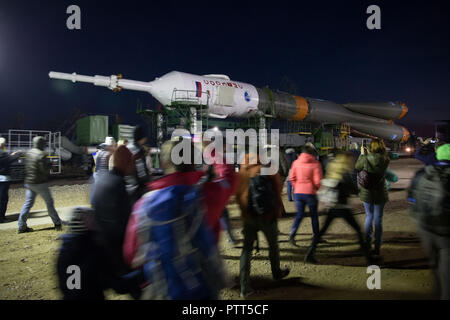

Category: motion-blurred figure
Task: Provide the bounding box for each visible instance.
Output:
[123,139,234,299]
[18,136,62,233]
[415,138,444,166]
[57,207,143,300]
[285,148,298,202]
[0,138,21,223]
[349,142,360,160]
[91,145,135,275]
[409,143,450,299]
[320,148,339,176]
[235,153,289,298]
[355,139,390,256]
[125,126,150,204]
[288,145,323,245]
[221,207,237,245]
[305,152,371,264]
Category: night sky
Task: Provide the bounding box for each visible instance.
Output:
[1,0,449,137]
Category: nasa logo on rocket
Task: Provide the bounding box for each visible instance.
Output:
[244,91,251,102]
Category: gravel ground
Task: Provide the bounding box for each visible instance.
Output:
[0,158,434,300]
[6,182,91,215]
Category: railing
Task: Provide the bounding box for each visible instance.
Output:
[7,130,61,174]
[171,89,210,106]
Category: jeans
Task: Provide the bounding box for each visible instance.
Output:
[0,182,10,222]
[287,181,293,202]
[418,226,450,300]
[240,218,283,294]
[290,194,319,238]
[363,202,385,250]
[18,183,61,230]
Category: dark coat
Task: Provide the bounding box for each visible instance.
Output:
[355,153,390,204]
[24,148,50,184]
[91,169,132,274]
[336,173,359,205]
[0,150,19,177]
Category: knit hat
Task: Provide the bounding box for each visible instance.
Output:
[113,145,135,174]
[33,136,46,150]
[133,125,146,142]
[436,143,450,161]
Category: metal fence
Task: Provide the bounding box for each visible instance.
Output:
[5,130,61,174]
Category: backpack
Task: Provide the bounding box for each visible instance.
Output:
[249,175,276,215]
[409,165,450,236]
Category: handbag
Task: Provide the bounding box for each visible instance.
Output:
[357,156,382,190]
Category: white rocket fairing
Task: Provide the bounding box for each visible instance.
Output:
[48,70,410,142]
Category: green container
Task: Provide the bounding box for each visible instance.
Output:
[77,115,109,145]
[113,124,135,143]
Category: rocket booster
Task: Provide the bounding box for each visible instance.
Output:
[48,70,410,142]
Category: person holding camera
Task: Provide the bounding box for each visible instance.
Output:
[355,139,390,256]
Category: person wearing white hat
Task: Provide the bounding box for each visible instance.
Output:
[93,136,116,181]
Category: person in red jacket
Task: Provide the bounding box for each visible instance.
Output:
[288,145,323,245]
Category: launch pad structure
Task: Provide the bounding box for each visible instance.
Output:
[136,87,352,155]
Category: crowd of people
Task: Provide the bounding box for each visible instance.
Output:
[0,128,449,300]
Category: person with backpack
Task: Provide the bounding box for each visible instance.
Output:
[288,145,323,245]
[305,152,371,264]
[235,153,290,298]
[355,139,390,256]
[408,143,450,299]
[123,139,235,299]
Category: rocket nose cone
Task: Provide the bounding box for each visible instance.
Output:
[147,79,170,105]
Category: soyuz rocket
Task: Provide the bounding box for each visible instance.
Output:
[48,70,410,142]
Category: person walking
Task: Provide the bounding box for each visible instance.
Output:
[0,138,21,223]
[355,139,390,256]
[235,153,290,298]
[57,207,143,300]
[123,139,234,300]
[408,143,450,299]
[288,145,323,245]
[91,145,135,275]
[18,136,62,233]
[304,152,371,264]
